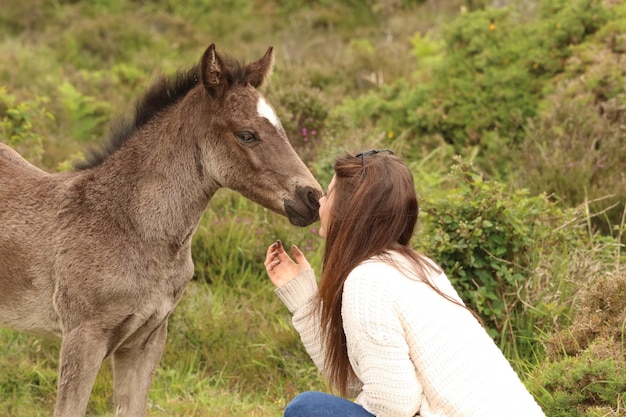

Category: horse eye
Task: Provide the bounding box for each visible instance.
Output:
[236,131,257,143]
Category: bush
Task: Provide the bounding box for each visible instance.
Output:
[0,87,53,165]
[527,352,626,416]
[515,5,626,239]
[0,0,58,35]
[415,158,582,359]
[424,0,606,147]
[518,94,626,239]
[332,0,609,176]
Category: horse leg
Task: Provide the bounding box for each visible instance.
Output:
[112,319,169,417]
[54,326,108,417]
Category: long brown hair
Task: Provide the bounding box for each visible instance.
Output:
[316,151,474,396]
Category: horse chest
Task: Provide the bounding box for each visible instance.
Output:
[140,256,191,306]
[121,267,189,327]
[108,287,183,354]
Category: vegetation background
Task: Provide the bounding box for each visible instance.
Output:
[1,0,625,415]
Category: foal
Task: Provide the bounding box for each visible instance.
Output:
[0,43,322,416]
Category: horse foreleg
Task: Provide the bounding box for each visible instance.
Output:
[112,320,169,417]
[55,327,108,417]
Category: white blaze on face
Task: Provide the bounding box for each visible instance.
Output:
[257,96,280,128]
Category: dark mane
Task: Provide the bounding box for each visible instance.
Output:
[74,53,253,171]
[74,65,200,170]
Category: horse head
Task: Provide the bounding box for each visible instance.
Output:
[196,44,322,227]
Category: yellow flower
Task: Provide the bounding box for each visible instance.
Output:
[489,23,496,31]
[387,131,394,139]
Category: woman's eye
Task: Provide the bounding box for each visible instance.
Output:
[236,132,257,143]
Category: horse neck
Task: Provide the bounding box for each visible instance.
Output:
[93,90,220,243]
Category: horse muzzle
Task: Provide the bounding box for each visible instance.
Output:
[284,185,322,227]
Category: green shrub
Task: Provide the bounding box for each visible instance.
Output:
[0,0,59,35]
[527,352,626,416]
[409,30,444,72]
[422,0,606,147]
[332,0,609,176]
[518,94,626,239]
[415,158,581,359]
[0,87,53,165]
[515,4,626,239]
[57,82,112,142]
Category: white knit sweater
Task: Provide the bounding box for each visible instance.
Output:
[275,252,546,417]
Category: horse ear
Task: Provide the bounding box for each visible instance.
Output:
[200,43,227,98]
[245,46,274,88]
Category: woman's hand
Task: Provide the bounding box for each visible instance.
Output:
[264,240,311,288]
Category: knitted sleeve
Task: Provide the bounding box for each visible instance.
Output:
[274,269,327,376]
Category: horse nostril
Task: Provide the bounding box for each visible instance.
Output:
[307,190,320,208]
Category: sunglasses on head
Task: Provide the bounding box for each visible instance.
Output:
[355,149,394,176]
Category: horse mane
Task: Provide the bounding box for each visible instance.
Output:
[74,53,255,171]
[74,65,200,170]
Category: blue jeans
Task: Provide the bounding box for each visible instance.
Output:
[284,391,376,417]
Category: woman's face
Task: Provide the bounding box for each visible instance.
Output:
[318,175,336,239]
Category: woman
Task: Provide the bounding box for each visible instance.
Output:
[264,150,546,417]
